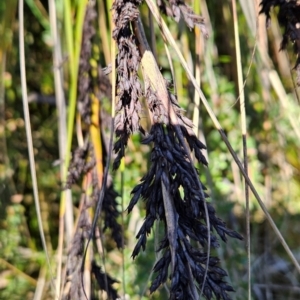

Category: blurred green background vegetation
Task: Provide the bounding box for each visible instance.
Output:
[0,0,300,299]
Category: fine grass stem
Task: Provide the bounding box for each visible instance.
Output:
[231,0,251,298]
[19,0,55,294]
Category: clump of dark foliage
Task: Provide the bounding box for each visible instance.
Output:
[128,122,243,300]
[67,141,95,187]
[62,209,90,300]
[112,0,144,170]
[260,0,300,84]
[111,0,243,299]
[128,74,242,299]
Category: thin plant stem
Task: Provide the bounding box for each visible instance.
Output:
[33,267,47,300]
[120,158,126,298]
[231,0,251,298]
[19,0,55,294]
[192,0,201,136]
[164,42,176,91]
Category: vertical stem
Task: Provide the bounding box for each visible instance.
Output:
[120,158,126,297]
[19,0,54,293]
[232,1,250,298]
[192,0,201,136]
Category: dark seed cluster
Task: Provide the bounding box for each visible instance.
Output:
[112,0,144,170]
[62,209,90,300]
[77,2,97,124]
[66,141,95,188]
[260,0,300,84]
[128,123,243,299]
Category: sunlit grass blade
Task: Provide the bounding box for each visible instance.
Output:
[231,0,251,298]
[192,0,201,137]
[18,0,55,294]
[90,94,103,186]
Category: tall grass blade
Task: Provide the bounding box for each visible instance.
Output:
[18,0,55,294]
[231,0,251,298]
[192,0,201,136]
